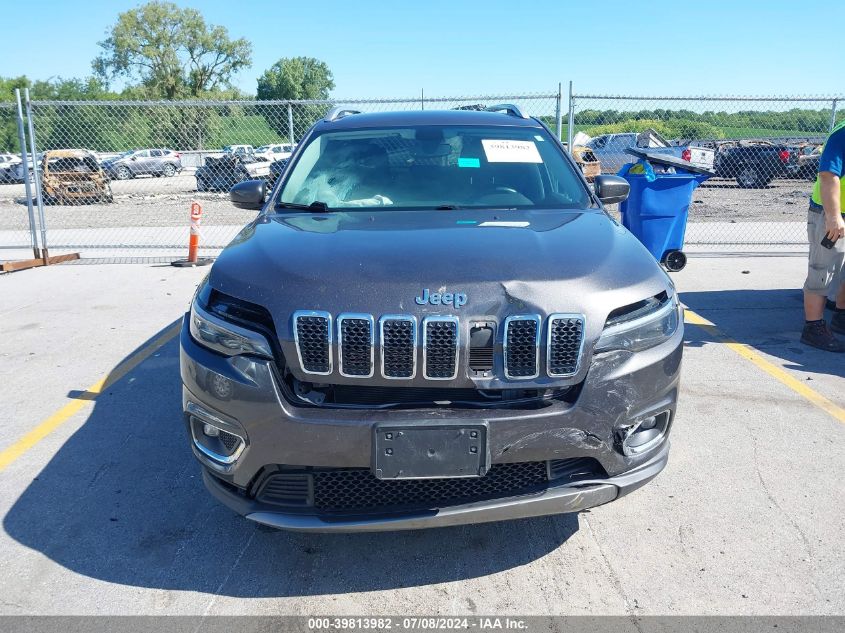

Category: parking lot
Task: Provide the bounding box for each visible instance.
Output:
[1,256,842,616]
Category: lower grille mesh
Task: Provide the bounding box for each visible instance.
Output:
[313,462,548,513]
[254,458,606,514]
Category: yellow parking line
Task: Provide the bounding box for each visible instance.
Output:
[684,309,845,425]
[0,321,181,472]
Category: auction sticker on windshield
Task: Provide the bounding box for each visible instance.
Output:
[481,139,543,163]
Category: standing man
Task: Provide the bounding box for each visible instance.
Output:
[802,119,845,351]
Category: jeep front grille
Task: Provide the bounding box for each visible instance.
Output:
[338,314,374,377]
[423,316,459,380]
[547,314,585,377]
[289,311,585,382]
[380,316,417,379]
[293,311,332,375]
[504,316,540,379]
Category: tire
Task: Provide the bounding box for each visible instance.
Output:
[162,163,176,177]
[116,166,132,180]
[663,250,687,272]
[736,165,770,189]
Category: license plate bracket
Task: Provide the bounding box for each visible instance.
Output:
[373,422,489,480]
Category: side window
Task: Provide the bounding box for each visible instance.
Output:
[137,150,150,158]
[150,149,163,157]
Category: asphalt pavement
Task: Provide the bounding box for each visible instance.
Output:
[0,257,842,616]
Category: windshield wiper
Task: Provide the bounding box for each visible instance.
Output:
[275,201,331,213]
[435,204,461,210]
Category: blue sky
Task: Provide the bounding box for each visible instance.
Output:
[2,0,844,98]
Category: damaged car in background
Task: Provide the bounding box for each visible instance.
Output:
[41,149,113,205]
[586,129,714,174]
[180,106,683,532]
[569,132,601,181]
[195,154,271,192]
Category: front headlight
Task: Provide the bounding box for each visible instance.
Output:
[595,293,681,353]
[190,300,273,359]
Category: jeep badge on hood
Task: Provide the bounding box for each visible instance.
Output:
[415,288,467,308]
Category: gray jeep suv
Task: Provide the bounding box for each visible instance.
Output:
[180,105,683,532]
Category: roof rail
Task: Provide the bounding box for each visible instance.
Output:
[324,107,362,122]
[485,103,529,119]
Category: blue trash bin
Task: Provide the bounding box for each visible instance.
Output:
[617,151,712,271]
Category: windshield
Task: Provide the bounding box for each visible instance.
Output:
[278,125,589,210]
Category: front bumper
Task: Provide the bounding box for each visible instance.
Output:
[180,314,682,531]
[204,442,667,532]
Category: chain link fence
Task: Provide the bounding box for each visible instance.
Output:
[1,93,561,259]
[569,93,842,252]
[1,89,842,261]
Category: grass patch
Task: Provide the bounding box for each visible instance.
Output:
[211,115,281,147]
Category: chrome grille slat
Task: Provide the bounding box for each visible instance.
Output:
[337,313,375,378]
[292,310,332,375]
[503,315,540,379]
[547,314,585,377]
[380,315,417,379]
[422,316,459,380]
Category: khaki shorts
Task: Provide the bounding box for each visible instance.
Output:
[804,206,845,295]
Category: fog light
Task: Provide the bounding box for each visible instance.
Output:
[203,423,220,437]
[619,411,669,456]
[639,415,657,431]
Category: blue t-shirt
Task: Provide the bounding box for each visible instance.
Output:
[811,120,845,209]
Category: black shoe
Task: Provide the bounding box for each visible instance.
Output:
[831,311,845,335]
[801,320,845,352]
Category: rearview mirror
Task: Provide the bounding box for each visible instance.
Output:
[229,179,266,210]
[594,175,630,205]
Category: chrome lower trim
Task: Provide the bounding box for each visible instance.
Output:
[546,313,586,378]
[292,310,333,376]
[503,315,541,380]
[337,313,375,378]
[422,315,460,381]
[379,314,418,379]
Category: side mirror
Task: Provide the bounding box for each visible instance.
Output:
[594,175,630,205]
[230,179,266,210]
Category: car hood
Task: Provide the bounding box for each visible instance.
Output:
[210,208,669,345]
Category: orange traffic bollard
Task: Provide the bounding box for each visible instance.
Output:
[171,200,213,267]
[188,201,202,263]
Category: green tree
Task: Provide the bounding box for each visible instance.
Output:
[256,57,335,140]
[0,76,30,151]
[93,1,252,99]
[256,57,335,101]
[31,77,112,100]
